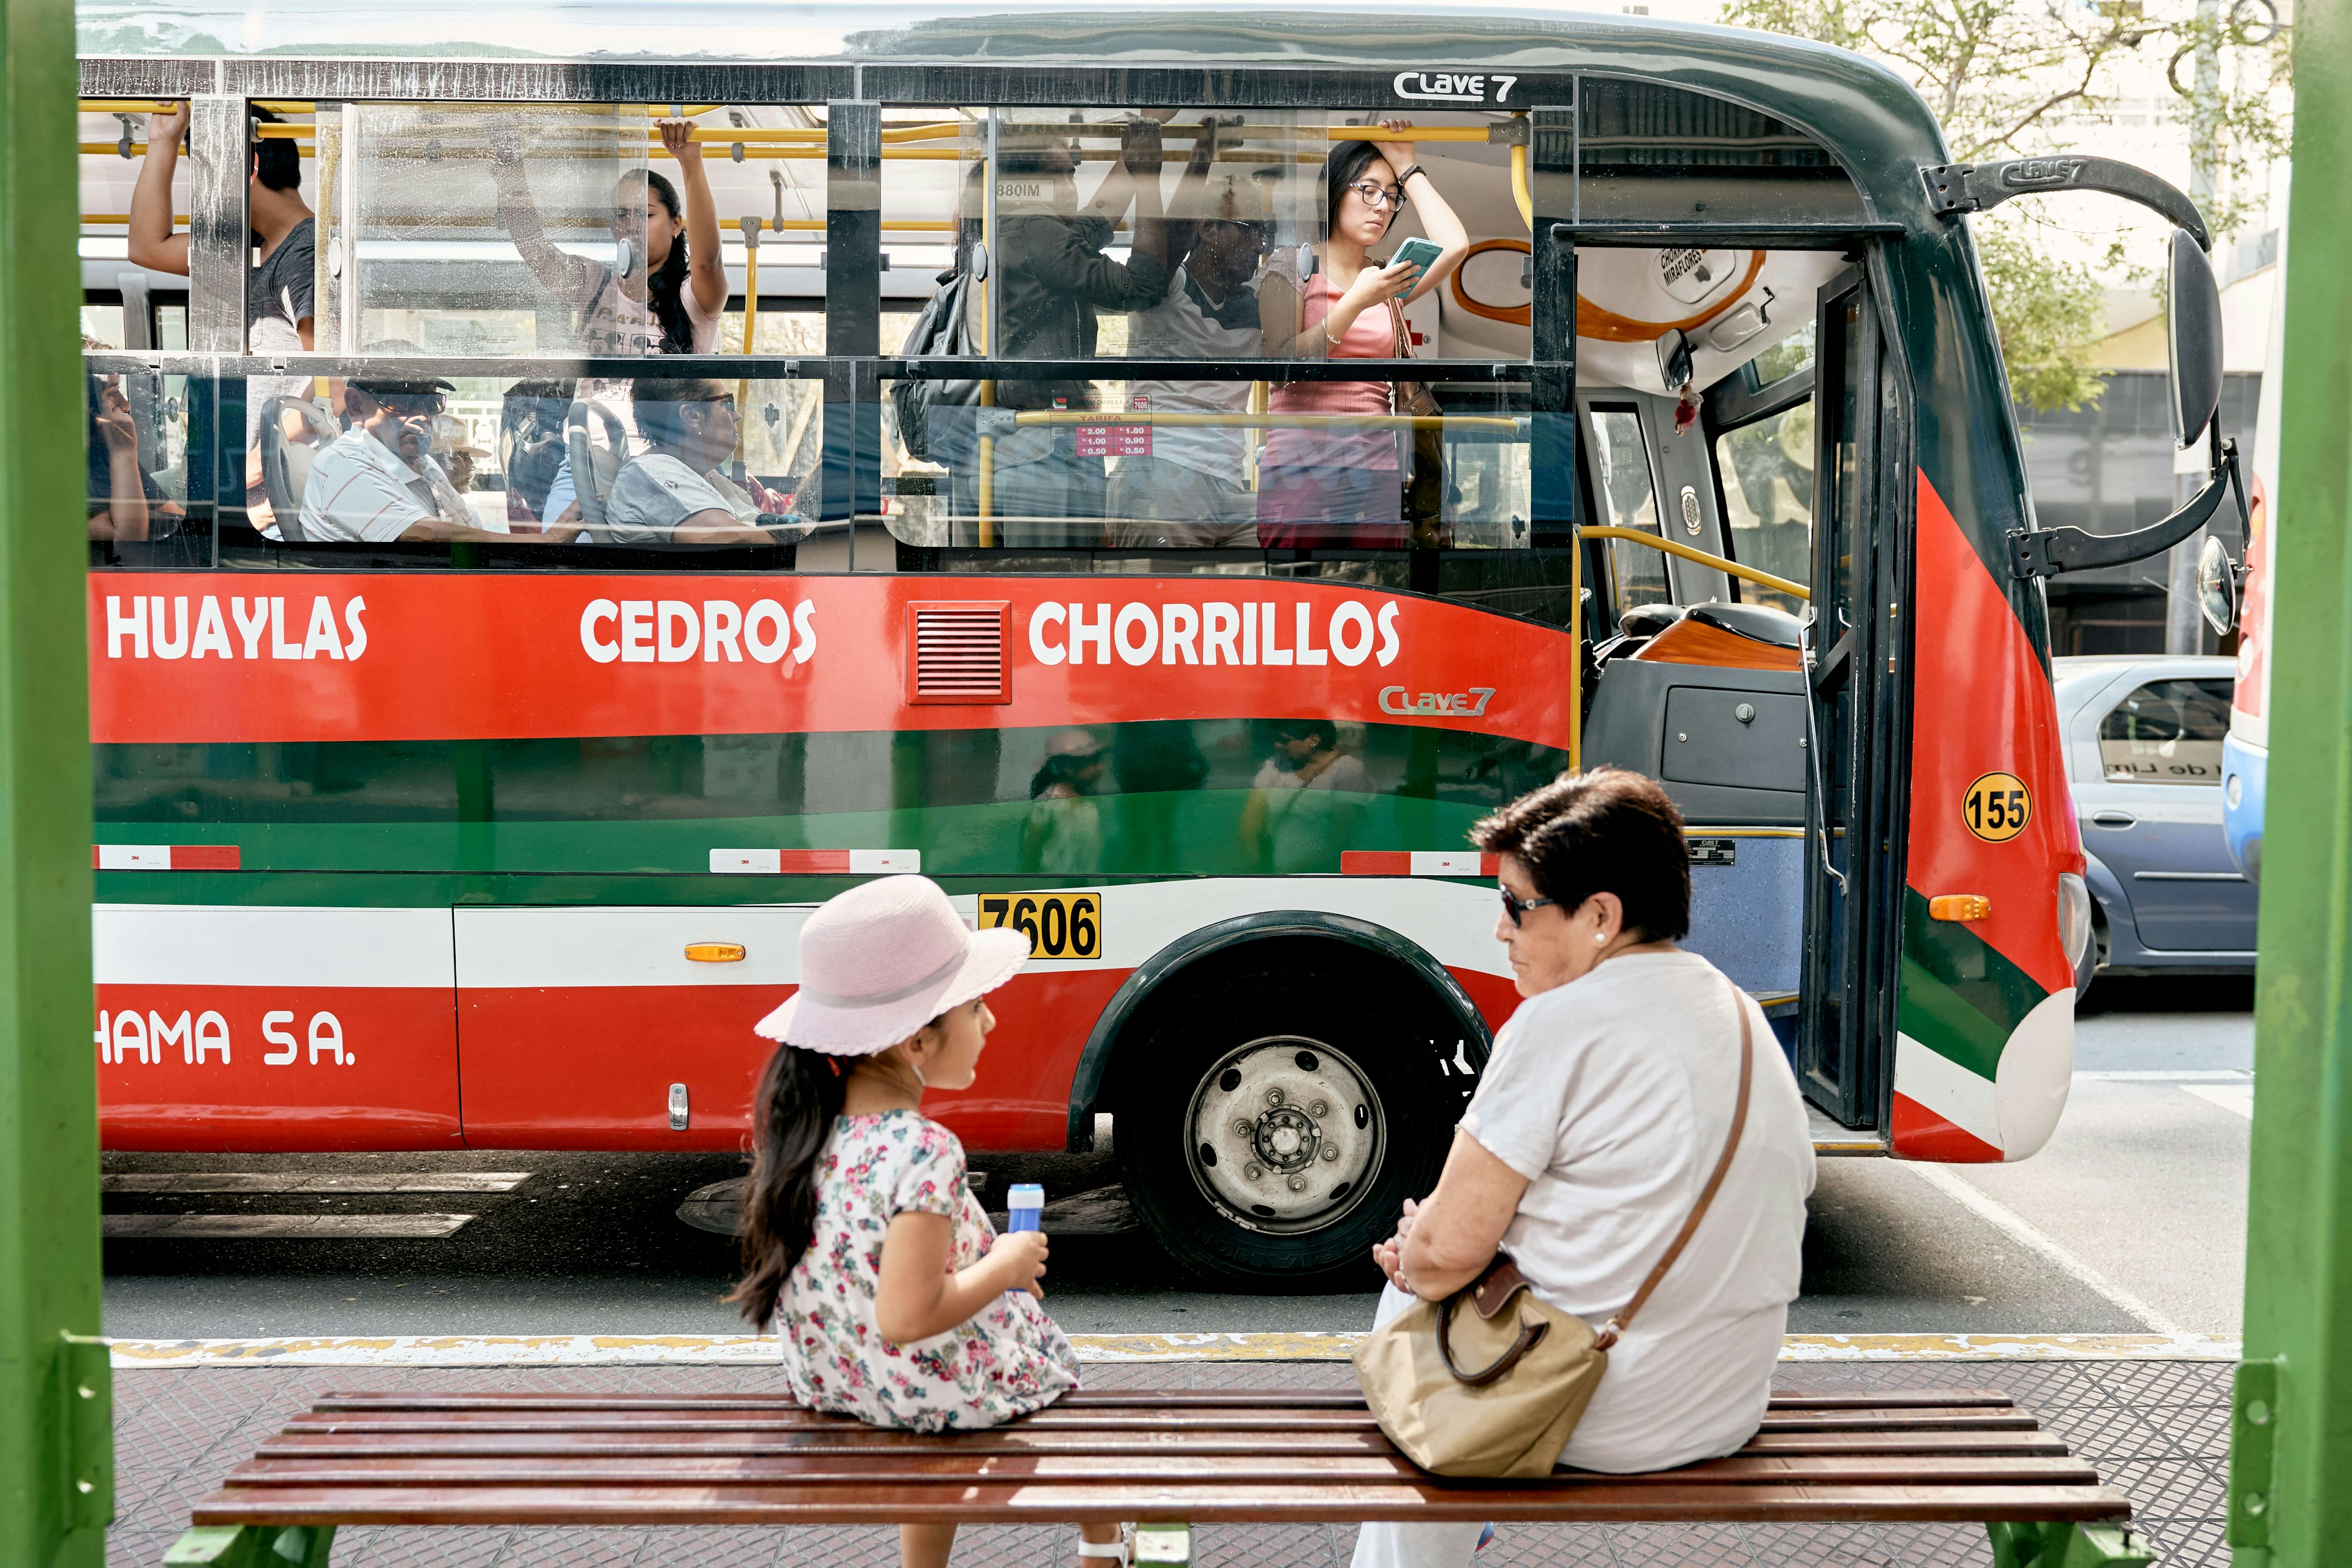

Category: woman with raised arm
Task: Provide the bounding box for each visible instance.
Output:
[1257,120,1469,548]
[491,118,729,355]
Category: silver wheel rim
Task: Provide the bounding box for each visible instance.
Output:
[1183,1035,1384,1236]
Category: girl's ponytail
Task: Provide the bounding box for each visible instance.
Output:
[725,1044,848,1330]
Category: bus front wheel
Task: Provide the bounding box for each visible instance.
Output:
[1111,956,1463,1288]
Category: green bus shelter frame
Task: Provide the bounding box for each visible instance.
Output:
[0,0,107,1563]
[2230,0,2352,1561]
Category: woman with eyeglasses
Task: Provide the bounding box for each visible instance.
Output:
[1349,769,1814,1568]
[602,377,796,546]
[1257,120,1469,549]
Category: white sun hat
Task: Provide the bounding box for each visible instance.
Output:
[755,875,1030,1055]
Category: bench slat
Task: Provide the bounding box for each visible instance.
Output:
[189,1479,2134,1528]
[305,1389,2016,1413]
[281,1407,2039,1436]
[221,1454,2101,1489]
[254,1428,2073,1462]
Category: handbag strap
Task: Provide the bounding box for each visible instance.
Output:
[1596,978,1755,1350]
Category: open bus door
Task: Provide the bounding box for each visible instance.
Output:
[1800,263,1905,1129]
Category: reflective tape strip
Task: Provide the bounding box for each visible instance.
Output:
[709,849,920,875]
[1341,851,1496,876]
[94,844,240,871]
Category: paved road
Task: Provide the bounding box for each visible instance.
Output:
[100,976,2253,1339]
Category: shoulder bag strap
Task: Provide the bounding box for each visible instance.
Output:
[1595,978,1755,1350]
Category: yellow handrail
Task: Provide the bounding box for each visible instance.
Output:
[1581,525,1811,602]
[1000,410,1521,433]
[1510,140,1534,230]
[1327,126,1497,142]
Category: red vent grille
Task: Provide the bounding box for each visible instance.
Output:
[907,601,1011,705]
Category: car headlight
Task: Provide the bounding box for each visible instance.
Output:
[2058,872,2092,970]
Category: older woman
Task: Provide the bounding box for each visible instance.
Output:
[1355,769,1815,1568]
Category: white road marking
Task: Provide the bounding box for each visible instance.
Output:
[102,1213,473,1238]
[2182,1083,2256,1119]
[2075,1070,2254,1082]
[104,1173,530,1194]
[100,1330,2243,1370]
[1900,1161,2188,1335]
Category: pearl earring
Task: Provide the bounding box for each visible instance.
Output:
[1594,931,1607,947]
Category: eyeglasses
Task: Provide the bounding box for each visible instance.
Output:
[1344,179,1408,213]
[1499,885,1559,927]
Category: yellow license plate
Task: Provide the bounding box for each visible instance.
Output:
[978,892,1102,960]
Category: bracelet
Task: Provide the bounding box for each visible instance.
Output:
[1395,163,1428,186]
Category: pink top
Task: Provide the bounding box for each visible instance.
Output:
[1265,271,1400,472]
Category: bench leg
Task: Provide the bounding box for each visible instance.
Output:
[1133,1523,1191,1566]
[1986,1521,2157,1567]
[164,1524,336,1567]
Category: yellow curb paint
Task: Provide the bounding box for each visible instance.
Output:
[101,1330,2241,1370]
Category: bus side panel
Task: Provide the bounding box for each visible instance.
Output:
[1891,475,2081,1163]
[95,905,461,1150]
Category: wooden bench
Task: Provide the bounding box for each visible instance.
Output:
[163,1387,2154,1568]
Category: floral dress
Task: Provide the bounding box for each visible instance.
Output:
[777,1109,1082,1431]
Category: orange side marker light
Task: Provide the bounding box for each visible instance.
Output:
[1928,895,1992,922]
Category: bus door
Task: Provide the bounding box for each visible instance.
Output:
[1799,263,1904,1128]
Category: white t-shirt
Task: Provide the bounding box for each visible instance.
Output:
[585,268,722,355]
[300,425,468,544]
[1458,949,1815,1473]
[603,452,760,544]
[1123,262,1262,483]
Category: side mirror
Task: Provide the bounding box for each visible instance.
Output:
[2167,228,2223,450]
[2196,533,2239,637]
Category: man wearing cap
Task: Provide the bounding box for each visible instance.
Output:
[1108,119,1269,549]
[301,375,584,545]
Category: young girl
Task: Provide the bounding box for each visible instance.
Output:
[728,874,1130,1568]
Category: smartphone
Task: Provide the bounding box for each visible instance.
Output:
[1389,236,1446,277]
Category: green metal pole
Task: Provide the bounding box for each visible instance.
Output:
[0,0,108,1562]
[2230,0,2352,1561]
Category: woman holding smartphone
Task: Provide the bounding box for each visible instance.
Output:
[1257,120,1469,548]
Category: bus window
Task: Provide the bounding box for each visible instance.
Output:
[221,371,818,562]
[1714,398,1814,617]
[314,103,825,356]
[1586,405,1672,617]
[1577,78,1869,226]
[2098,678,2233,785]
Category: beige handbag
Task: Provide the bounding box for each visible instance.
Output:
[1354,981,1756,1477]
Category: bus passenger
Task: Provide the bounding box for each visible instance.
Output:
[128,104,316,352]
[963,123,1170,544]
[87,372,153,544]
[490,118,728,355]
[498,380,575,529]
[1107,119,1268,549]
[301,375,584,545]
[1257,122,1468,549]
[602,378,793,546]
[129,103,318,532]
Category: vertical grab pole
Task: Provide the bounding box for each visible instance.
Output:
[1527,104,1578,771]
[978,112,998,548]
[2233,1,2352,1560]
[0,0,108,1558]
[734,216,761,478]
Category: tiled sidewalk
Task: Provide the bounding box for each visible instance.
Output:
[109,1357,2231,1568]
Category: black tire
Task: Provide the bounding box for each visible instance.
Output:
[1110,941,1471,1289]
[2073,913,2106,1012]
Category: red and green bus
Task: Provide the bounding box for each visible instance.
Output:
[77,3,2236,1283]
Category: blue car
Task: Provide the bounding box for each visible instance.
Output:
[2054,656,2258,998]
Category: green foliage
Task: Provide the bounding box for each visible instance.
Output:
[1723,0,2291,412]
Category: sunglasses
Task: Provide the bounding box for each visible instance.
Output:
[1499,884,1559,927]
[1344,179,1407,213]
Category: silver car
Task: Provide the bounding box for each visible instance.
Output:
[2056,655,2257,997]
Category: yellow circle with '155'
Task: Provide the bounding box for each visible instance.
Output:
[1962,772,2032,842]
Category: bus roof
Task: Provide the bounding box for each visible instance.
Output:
[78,1,1950,224]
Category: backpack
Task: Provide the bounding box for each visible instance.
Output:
[891,252,984,464]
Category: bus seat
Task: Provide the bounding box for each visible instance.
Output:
[258,396,341,544]
[564,399,631,543]
[1583,601,1809,825]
